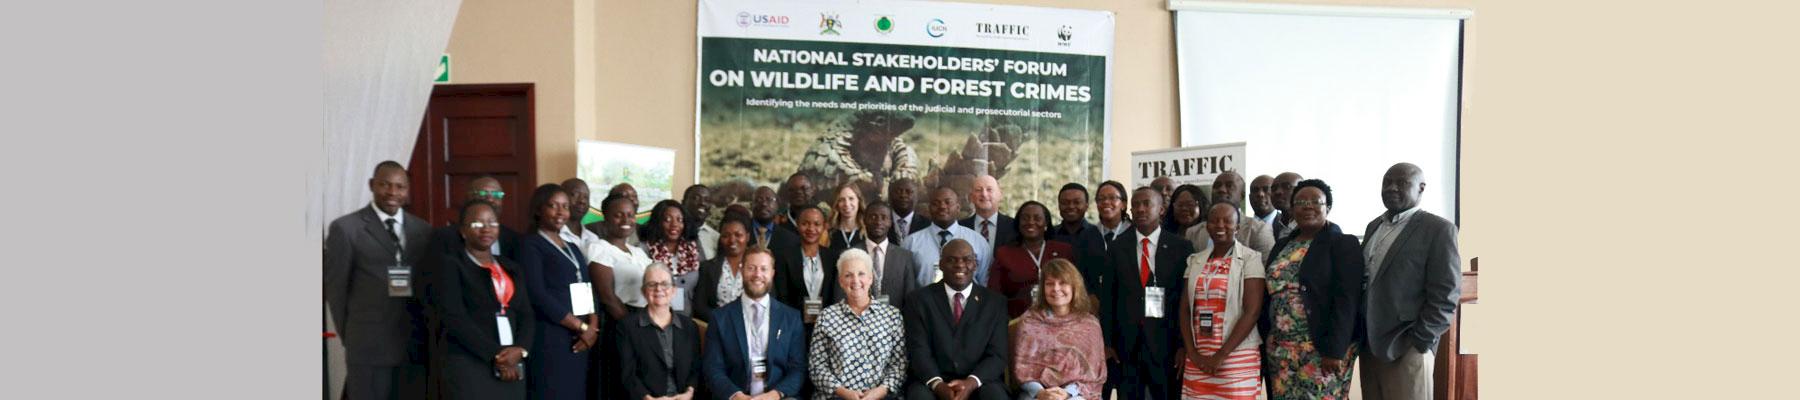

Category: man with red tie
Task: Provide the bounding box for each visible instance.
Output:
[1100,186,1195,400]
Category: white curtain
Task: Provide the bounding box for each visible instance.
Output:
[1174,7,1465,226]
[318,0,462,397]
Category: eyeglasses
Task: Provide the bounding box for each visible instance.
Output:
[472,190,506,200]
[1292,199,1327,209]
[467,221,501,230]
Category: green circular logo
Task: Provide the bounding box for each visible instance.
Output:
[876,16,893,32]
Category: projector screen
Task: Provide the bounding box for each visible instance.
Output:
[1175,8,1464,228]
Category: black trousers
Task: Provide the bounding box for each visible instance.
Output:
[345,363,427,400]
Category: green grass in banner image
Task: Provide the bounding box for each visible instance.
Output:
[698,37,1107,207]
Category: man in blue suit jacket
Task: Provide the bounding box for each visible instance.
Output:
[703,248,807,400]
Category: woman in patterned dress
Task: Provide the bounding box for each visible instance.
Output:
[643,199,703,316]
[1259,179,1366,399]
[808,248,907,400]
[1179,202,1267,400]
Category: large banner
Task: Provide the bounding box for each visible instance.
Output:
[1129,142,1247,188]
[697,0,1113,211]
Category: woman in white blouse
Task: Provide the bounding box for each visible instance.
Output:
[589,192,654,321]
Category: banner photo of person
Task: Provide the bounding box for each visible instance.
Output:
[696,0,1115,213]
[1129,141,1247,188]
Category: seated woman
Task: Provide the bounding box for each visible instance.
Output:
[432,199,535,400]
[615,263,701,400]
[808,248,905,400]
[1011,259,1106,400]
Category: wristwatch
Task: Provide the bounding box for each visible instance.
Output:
[580,322,591,332]
[521,349,529,358]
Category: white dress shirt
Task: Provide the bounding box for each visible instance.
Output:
[370,202,405,250]
[741,294,773,394]
[901,223,993,287]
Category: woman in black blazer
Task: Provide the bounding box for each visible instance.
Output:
[1259,179,1365,399]
[693,215,753,323]
[432,200,537,400]
[616,263,701,400]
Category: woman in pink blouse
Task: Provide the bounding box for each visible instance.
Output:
[1010,259,1107,400]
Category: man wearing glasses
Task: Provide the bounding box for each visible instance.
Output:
[429,175,522,258]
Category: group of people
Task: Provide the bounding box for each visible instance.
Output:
[324,161,1461,400]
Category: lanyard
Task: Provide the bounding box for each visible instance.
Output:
[838,229,858,246]
[467,250,515,315]
[539,230,586,283]
[1025,241,1047,269]
[1200,257,1227,304]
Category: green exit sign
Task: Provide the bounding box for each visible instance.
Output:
[435,54,451,83]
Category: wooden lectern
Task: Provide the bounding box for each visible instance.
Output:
[1435,257,1480,400]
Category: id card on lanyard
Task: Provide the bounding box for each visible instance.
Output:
[1197,260,1227,337]
[542,231,597,317]
[469,251,516,345]
[387,246,412,297]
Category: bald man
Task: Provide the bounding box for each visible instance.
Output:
[1269,172,1303,240]
[957,175,1016,251]
[1360,163,1460,400]
[429,175,522,258]
[1181,171,1275,256]
[1248,174,1279,229]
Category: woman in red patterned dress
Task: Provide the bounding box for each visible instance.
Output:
[1179,202,1268,399]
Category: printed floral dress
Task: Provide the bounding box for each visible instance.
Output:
[1262,239,1354,399]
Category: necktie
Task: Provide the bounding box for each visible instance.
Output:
[895,216,908,236]
[1139,238,1152,287]
[980,220,992,242]
[871,245,885,294]
[937,230,951,248]
[383,218,403,256]
[952,292,964,324]
[749,303,766,356]
[1103,231,1116,250]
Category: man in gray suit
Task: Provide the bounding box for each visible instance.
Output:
[858,200,918,308]
[325,161,433,400]
[1360,163,1461,400]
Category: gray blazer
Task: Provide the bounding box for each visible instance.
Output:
[1361,210,1461,362]
[872,241,918,309]
[324,206,433,366]
[1184,212,1276,258]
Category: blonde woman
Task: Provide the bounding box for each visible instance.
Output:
[828,184,865,252]
[809,248,906,400]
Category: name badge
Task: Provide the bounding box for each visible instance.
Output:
[568,282,595,316]
[386,265,412,297]
[671,287,688,312]
[1198,310,1216,337]
[1030,285,1043,303]
[495,312,514,346]
[1144,286,1165,319]
[875,295,890,305]
[804,298,823,318]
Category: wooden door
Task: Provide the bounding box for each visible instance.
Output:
[408,83,536,229]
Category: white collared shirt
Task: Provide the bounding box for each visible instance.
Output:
[803,252,824,300]
[972,212,1000,245]
[901,223,994,287]
[1137,226,1163,274]
[943,283,972,310]
[1257,210,1280,227]
[370,202,405,249]
[892,210,916,237]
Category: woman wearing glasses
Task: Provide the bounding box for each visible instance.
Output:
[432,199,536,400]
[516,184,599,400]
[1260,179,1365,399]
[616,263,702,400]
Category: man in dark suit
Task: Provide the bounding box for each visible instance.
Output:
[902,239,1010,400]
[702,248,808,400]
[749,186,797,251]
[957,175,1016,250]
[427,175,522,259]
[887,178,931,239]
[1100,186,1194,400]
[853,201,919,308]
[324,161,434,400]
[774,173,814,234]
[1048,183,1106,296]
[1360,163,1461,400]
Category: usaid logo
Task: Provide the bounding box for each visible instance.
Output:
[926,18,948,38]
[974,22,1029,40]
[736,12,790,28]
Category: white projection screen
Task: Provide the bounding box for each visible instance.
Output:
[1174,3,1467,227]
